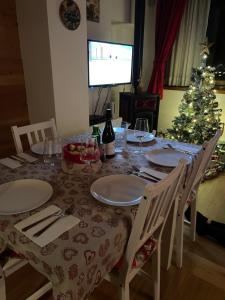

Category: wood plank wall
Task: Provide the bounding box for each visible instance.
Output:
[0,0,29,158]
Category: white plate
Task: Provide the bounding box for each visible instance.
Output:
[90,174,147,206]
[145,148,191,167]
[31,142,44,155]
[127,132,155,143]
[0,179,53,215]
[31,142,61,155]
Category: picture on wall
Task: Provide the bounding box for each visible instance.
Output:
[87,0,100,22]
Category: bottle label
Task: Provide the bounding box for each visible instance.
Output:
[105,141,115,156]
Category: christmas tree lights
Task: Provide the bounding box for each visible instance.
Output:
[167,42,225,178]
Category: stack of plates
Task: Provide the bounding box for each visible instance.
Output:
[90,174,147,206]
[126,132,155,143]
[145,148,192,167]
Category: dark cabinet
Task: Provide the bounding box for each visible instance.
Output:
[119,92,160,131]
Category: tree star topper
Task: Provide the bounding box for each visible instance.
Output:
[200,40,214,56]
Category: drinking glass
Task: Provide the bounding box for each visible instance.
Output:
[80,137,100,173]
[134,118,149,153]
[115,121,130,153]
[43,137,62,167]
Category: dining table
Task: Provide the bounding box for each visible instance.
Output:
[0,133,201,300]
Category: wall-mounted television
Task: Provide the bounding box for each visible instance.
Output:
[88,40,133,87]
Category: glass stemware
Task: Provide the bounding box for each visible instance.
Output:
[80,137,100,175]
[134,118,149,153]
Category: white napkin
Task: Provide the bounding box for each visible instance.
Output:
[0,158,22,169]
[15,205,80,247]
[140,167,167,180]
[17,153,38,163]
[166,143,200,154]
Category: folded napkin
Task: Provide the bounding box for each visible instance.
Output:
[140,167,167,180]
[17,153,38,163]
[15,205,80,247]
[0,158,22,169]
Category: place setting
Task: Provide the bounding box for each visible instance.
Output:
[0,177,80,247]
[15,204,80,247]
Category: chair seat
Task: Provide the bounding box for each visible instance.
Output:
[115,237,157,269]
[0,248,25,268]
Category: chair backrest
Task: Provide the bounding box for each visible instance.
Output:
[124,160,186,273]
[193,129,222,188]
[179,129,222,213]
[11,118,57,154]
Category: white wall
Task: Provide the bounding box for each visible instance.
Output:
[16,0,89,136]
[159,89,225,140]
[47,0,89,136]
[87,0,131,41]
[16,0,55,123]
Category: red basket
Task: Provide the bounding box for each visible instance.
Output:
[63,143,84,164]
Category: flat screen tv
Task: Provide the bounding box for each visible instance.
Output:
[88,40,133,87]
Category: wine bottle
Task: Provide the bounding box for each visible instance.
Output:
[102,108,115,158]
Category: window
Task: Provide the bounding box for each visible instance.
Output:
[207,0,225,88]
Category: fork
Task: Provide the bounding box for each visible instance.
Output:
[33,205,74,238]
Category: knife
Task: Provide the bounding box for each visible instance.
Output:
[131,172,159,182]
[21,209,61,232]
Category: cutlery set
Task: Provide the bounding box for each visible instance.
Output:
[20,205,74,238]
[0,153,38,169]
[165,143,195,155]
[130,165,162,182]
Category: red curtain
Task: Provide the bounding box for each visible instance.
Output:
[147,0,187,98]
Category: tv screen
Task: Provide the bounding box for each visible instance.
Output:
[88,40,133,87]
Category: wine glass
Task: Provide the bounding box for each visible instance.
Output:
[134,118,149,153]
[80,137,100,176]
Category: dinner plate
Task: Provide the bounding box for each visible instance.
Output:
[31,142,61,155]
[31,142,45,155]
[0,179,53,215]
[127,132,155,143]
[145,148,191,167]
[90,174,147,206]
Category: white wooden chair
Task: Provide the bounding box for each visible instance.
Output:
[175,129,223,268]
[105,160,186,300]
[0,249,52,299]
[1,119,57,298]
[11,118,57,154]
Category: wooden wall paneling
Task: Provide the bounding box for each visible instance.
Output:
[0,0,29,158]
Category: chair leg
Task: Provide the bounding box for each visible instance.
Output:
[0,267,6,300]
[175,212,184,268]
[152,245,161,300]
[119,281,130,300]
[190,195,197,242]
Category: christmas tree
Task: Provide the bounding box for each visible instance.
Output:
[167,42,225,178]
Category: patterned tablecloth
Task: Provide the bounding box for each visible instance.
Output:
[0,137,200,300]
